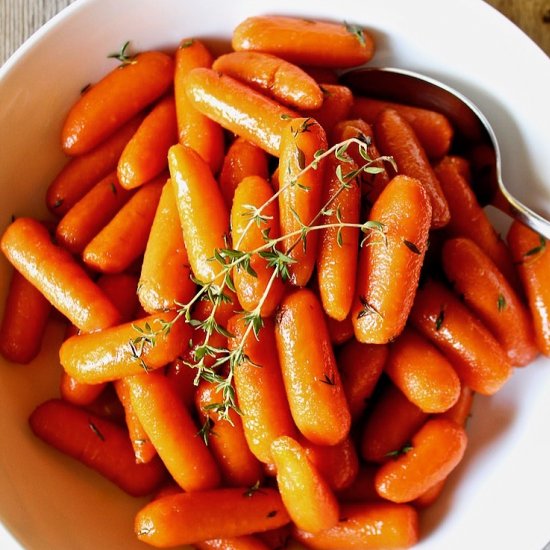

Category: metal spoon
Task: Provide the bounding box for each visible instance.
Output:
[340,67,550,239]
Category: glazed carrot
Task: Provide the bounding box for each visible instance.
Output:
[82,176,164,274]
[231,176,285,316]
[409,279,512,395]
[375,418,467,503]
[117,94,178,189]
[55,171,133,254]
[135,488,290,547]
[336,340,388,420]
[184,68,296,157]
[138,181,196,313]
[361,383,428,464]
[219,137,270,208]
[60,371,106,406]
[303,84,353,136]
[386,327,461,413]
[442,237,538,366]
[336,465,382,503]
[0,217,120,332]
[60,311,190,384]
[300,66,339,85]
[126,371,221,491]
[46,116,142,216]
[61,50,174,155]
[168,144,230,283]
[374,108,450,228]
[228,314,298,465]
[351,175,432,344]
[256,526,293,549]
[213,51,323,110]
[195,380,264,487]
[292,502,419,550]
[0,270,51,363]
[196,536,270,550]
[274,289,351,446]
[325,315,354,345]
[271,436,339,533]
[507,221,550,355]
[232,16,375,68]
[165,357,197,411]
[279,117,327,286]
[316,153,361,320]
[434,155,517,285]
[352,97,453,159]
[29,399,166,497]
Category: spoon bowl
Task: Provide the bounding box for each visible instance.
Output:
[340,67,550,239]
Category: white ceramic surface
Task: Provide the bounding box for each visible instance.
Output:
[0,0,549,549]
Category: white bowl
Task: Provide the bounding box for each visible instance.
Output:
[1,1,550,549]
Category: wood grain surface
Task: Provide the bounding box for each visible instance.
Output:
[1,0,549,65]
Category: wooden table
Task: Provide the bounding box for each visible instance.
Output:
[1,0,549,65]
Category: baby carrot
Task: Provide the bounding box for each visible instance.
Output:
[271,436,339,533]
[184,68,296,157]
[46,116,142,216]
[302,84,354,137]
[227,314,298,465]
[168,143,230,284]
[60,311,190,384]
[135,488,290,547]
[1,217,120,332]
[61,50,174,155]
[219,137,269,208]
[232,16,375,68]
[292,502,419,550]
[375,418,467,503]
[352,97,453,159]
[442,237,538,366]
[231,176,285,316]
[195,380,264,487]
[195,536,270,550]
[212,51,323,110]
[55,171,133,254]
[82,176,164,274]
[351,175,432,344]
[274,289,351,446]
[117,94,178,189]
[507,221,550,355]
[278,117,327,286]
[126,371,221,491]
[326,314,355,345]
[410,279,512,395]
[300,66,339,85]
[29,399,166,497]
[336,465,382,503]
[138,181,196,313]
[374,108,450,228]
[0,269,51,364]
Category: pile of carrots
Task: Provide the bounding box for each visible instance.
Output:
[0,14,549,550]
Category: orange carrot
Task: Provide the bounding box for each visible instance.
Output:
[59,371,106,407]
[374,108,450,228]
[61,51,174,155]
[29,399,166,496]
[292,502,419,549]
[351,175,432,344]
[46,116,142,216]
[325,314,354,345]
[507,221,550,355]
[303,84,354,136]
[213,51,323,110]
[196,536,270,550]
[374,418,467,503]
[271,436,339,533]
[410,279,512,395]
[232,16,375,68]
[126,370,221,491]
[1,217,120,332]
[55,171,133,254]
[442,237,538,366]
[138,181,196,313]
[0,270,51,364]
[117,94,178,189]
[184,68,296,157]
[135,488,290,547]
[274,289,351,446]
[300,66,339,85]
[168,143,230,283]
[336,466,382,503]
[60,311,190,384]
[278,117,327,286]
[82,176,164,274]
